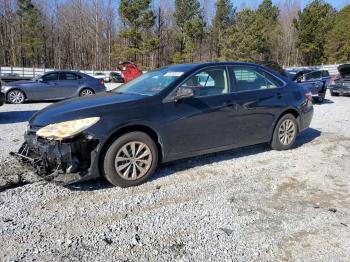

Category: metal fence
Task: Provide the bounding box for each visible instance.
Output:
[0,66,113,78]
[0,64,342,79]
[285,64,340,76]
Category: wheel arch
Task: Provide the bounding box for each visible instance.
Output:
[98,124,164,176]
[6,87,27,101]
[273,108,301,135]
[79,87,95,94]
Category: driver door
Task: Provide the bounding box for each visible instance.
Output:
[162,66,236,160]
[33,72,60,99]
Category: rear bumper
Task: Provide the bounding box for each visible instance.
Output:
[299,103,314,132]
[330,86,350,95]
[18,129,103,184]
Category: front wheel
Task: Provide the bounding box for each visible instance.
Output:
[7,89,25,104]
[103,132,158,187]
[270,114,298,151]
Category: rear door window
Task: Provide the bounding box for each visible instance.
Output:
[304,71,322,80]
[322,70,330,77]
[230,66,283,92]
[60,72,79,80]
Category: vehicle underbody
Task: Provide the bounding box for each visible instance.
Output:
[11,128,101,185]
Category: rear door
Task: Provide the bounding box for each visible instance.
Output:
[58,72,81,98]
[229,65,286,146]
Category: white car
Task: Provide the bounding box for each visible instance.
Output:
[93,72,110,83]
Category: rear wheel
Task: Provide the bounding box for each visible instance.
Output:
[7,89,25,104]
[317,91,326,102]
[103,132,158,187]
[270,114,298,150]
[79,88,95,96]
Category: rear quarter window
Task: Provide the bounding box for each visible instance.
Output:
[322,70,330,77]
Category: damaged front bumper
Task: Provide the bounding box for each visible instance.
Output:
[12,126,102,185]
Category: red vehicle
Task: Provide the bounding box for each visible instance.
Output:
[117,62,142,83]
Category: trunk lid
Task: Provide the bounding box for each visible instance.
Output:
[338,64,350,80]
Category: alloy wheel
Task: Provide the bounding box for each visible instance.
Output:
[278,119,296,145]
[80,89,94,96]
[114,141,153,180]
[8,90,25,104]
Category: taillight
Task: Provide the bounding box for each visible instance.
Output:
[99,79,104,85]
[304,91,313,101]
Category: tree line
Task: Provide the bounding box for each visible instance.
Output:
[0,0,349,71]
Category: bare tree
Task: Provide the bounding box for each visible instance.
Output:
[277,0,301,66]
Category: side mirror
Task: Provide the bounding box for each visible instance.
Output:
[174,87,194,102]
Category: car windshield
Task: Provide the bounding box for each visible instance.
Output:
[32,74,42,81]
[113,68,185,96]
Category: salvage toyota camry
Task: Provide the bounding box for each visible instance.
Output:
[17,62,314,187]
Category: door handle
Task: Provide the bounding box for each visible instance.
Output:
[276,93,283,99]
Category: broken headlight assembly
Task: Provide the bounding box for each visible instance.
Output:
[36,117,100,140]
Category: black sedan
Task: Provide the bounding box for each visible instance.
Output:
[19,62,314,187]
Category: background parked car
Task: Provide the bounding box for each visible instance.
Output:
[93,72,110,82]
[109,71,124,83]
[329,64,350,96]
[285,69,331,102]
[2,70,106,104]
[116,61,143,83]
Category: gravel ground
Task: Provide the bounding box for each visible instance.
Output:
[0,91,349,261]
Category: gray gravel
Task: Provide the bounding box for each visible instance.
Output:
[0,92,350,261]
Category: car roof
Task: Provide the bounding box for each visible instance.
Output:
[44,70,81,74]
[162,61,275,72]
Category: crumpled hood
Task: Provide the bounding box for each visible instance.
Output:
[29,92,147,126]
[338,64,350,79]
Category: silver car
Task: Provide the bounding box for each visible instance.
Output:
[1,71,106,104]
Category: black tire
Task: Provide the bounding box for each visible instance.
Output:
[7,89,25,104]
[270,114,298,151]
[103,132,158,187]
[317,91,326,103]
[330,90,339,96]
[79,88,95,96]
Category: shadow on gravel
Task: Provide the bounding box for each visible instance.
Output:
[294,128,321,147]
[64,128,322,191]
[314,99,334,105]
[0,110,38,124]
[67,178,112,191]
